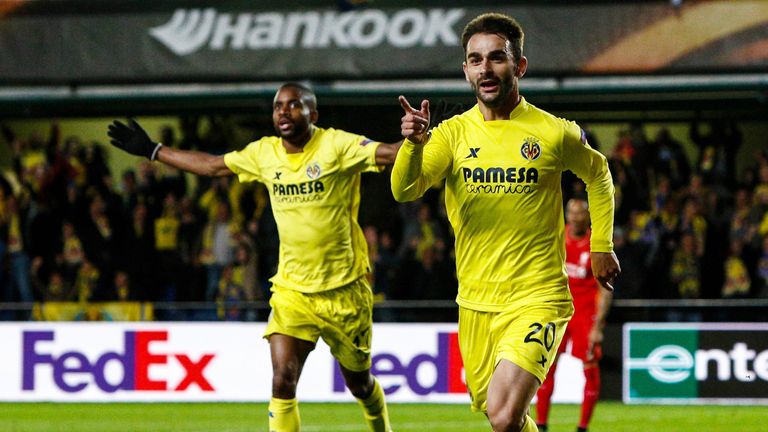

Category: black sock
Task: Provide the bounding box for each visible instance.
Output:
[536,424,548,432]
[577,427,588,432]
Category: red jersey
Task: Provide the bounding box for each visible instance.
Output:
[565,224,599,318]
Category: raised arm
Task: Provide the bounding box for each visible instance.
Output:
[391,96,452,202]
[108,119,232,177]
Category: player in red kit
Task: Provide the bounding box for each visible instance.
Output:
[535,198,613,432]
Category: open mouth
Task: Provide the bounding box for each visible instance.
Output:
[479,79,499,93]
[277,117,293,132]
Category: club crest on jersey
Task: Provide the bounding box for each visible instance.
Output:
[521,137,541,161]
[306,162,321,180]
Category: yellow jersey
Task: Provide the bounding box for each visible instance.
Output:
[224,127,381,293]
[392,98,614,311]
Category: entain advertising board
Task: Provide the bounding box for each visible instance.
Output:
[623,323,768,405]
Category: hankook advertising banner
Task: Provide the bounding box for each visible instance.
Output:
[0,1,766,83]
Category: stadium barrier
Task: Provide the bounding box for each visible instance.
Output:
[0,322,586,403]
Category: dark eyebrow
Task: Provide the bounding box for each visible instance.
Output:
[274,98,302,106]
[466,49,508,59]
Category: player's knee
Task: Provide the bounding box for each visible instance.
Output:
[487,404,527,432]
[344,374,374,399]
[272,365,300,396]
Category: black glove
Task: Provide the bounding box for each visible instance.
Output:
[107,119,161,160]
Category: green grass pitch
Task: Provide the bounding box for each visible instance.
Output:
[0,401,765,431]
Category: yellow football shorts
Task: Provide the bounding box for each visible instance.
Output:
[458,299,573,412]
[264,276,374,372]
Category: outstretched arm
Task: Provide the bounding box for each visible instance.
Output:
[374,140,403,165]
[108,119,232,177]
[155,146,230,177]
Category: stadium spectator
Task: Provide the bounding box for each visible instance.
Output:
[651,127,691,189]
[59,220,84,283]
[154,193,183,303]
[123,202,156,301]
[199,200,239,301]
[392,13,618,432]
[690,120,742,188]
[108,82,401,432]
[670,232,701,299]
[216,264,245,321]
[536,198,612,432]
[722,239,750,298]
[2,194,33,303]
[371,230,399,322]
[232,236,261,320]
[756,236,768,297]
[113,270,132,302]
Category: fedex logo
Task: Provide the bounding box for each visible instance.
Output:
[333,332,466,396]
[22,330,215,393]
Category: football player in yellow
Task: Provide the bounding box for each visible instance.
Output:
[108,83,400,432]
[392,13,620,432]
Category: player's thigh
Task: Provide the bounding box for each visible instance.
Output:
[458,302,572,413]
[487,358,540,420]
[457,307,496,413]
[317,277,375,372]
[496,300,573,384]
[264,286,322,344]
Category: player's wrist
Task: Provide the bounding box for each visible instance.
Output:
[150,142,163,161]
[406,130,431,145]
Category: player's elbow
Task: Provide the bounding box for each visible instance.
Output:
[203,156,231,177]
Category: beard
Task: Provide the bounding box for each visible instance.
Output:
[273,118,309,140]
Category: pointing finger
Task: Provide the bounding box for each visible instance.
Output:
[398,95,415,113]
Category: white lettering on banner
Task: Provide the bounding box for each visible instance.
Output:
[149,9,217,55]
[210,13,251,50]
[248,13,282,48]
[149,8,465,55]
[627,342,768,384]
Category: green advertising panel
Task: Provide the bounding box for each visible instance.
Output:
[624,323,768,405]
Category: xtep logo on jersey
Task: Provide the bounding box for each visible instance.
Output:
[22,330,215,393]
[273,171,282,180]
[332,332,466,396]
[465,147,480,159]
[150,8,465,56]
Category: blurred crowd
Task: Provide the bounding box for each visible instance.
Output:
[1,118,767,319]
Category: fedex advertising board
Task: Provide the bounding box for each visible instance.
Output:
[0,323,584,402]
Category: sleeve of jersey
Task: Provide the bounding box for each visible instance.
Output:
[333,129,382,174]
[390,126,452,202]
[223,142,262,183]
[561,121,615,253]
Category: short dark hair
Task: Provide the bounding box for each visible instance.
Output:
[461,13,524,61]
[279,82,317,110]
